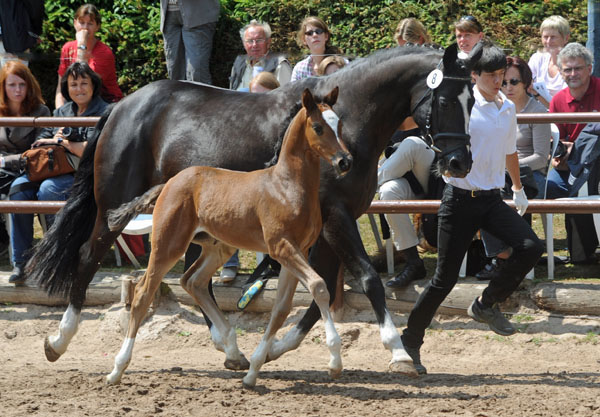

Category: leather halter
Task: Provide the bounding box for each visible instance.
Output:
[410,60,472,157]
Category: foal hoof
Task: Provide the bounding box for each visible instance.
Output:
[389,359,419,377]
[224,354,250,371]
[44,336,61,362]
[242,375,257,389]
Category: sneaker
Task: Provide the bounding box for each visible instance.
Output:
[386,261,426,288]
[467,297,516,336]
[474,258,505,281]
[219,266,238,283]
[8,264,25,286]
[404,344,427,375]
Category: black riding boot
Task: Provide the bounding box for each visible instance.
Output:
[386,245,426,288]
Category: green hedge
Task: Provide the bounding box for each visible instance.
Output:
[32,0,586,109]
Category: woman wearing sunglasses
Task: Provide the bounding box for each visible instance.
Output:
[291,16,342,81]
[476,56,551,280]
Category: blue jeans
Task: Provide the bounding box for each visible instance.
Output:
[9,174,74,265]
[224,250,239,268]
[162,10,216,83]
[402,185,543,347]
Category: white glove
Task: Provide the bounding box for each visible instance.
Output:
[512,187,528,216]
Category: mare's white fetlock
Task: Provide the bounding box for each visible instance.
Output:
[45,304,81,362]
[323,313,343,378]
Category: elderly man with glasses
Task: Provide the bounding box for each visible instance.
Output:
[229,20,292,91]
[546,42,600,264]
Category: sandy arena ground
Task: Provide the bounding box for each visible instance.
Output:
[1,295,600,417]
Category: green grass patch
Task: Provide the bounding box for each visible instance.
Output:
[580,332,599,345]
[513,314,535,323]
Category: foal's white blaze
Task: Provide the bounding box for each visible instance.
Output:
[107,337,135,384]
[321,109,344,146]
[48,304,80,356]
[380,311,412,364]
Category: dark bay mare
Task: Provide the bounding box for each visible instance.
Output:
[27,43,482,375]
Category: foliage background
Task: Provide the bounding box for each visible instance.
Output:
[32,0,587,109]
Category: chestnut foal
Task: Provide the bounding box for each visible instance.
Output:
[105,87,352,387]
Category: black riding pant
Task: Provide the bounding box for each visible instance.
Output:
[402,184,543,347]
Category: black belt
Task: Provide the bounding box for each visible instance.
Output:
[449,185,500,197]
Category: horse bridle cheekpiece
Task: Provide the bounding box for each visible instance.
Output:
[411,59,472,156]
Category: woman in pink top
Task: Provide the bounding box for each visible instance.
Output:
[55,4,123,107]
[528,15,570,108]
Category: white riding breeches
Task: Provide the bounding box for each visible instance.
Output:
[378,136,435,251]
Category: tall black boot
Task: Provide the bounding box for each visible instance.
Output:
[386,245,426,288]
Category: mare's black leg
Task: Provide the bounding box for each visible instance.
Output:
[44,225,120,362]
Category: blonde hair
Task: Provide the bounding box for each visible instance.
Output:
[316,55,346,76]
[394,18,430,45]
[540,15,570,39]
[249,71,280,91]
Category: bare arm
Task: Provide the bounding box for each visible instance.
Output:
[55,75,65,109]
[506,152,522,191]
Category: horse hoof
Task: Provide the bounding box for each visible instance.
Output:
[328,367,343,379]
[389,360,419,377]
[224,355,250,371]
[44,336,61,362]
[106,373,121,385]
[242,376,257,389]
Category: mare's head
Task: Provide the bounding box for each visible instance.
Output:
[412,42,483,178]
[301,87,352,177]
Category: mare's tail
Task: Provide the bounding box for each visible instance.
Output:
[25,105,113,298]
[107,184,165,232]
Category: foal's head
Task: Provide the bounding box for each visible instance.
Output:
[301,87,352,177]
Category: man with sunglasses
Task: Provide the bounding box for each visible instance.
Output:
[229,19,291,91]
[400,41,543,375]
[546,42,600,264]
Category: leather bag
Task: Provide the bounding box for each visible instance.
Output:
[20,145,77,182]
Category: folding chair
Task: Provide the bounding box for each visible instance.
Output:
[114,214,152,269]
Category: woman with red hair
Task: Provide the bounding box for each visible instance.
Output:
[0,60,50,257]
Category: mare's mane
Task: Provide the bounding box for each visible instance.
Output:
[265,44,448,167]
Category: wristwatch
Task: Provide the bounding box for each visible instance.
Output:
[57,137,63,144]
[78,45,87,50]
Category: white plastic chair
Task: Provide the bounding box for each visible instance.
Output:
[114,214,152,269]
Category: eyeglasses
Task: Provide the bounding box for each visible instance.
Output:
[501,78,522,87]
[305,28,325,36]
[561,66,585,74]
[244,38,266,45]
[459,15,483,32]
